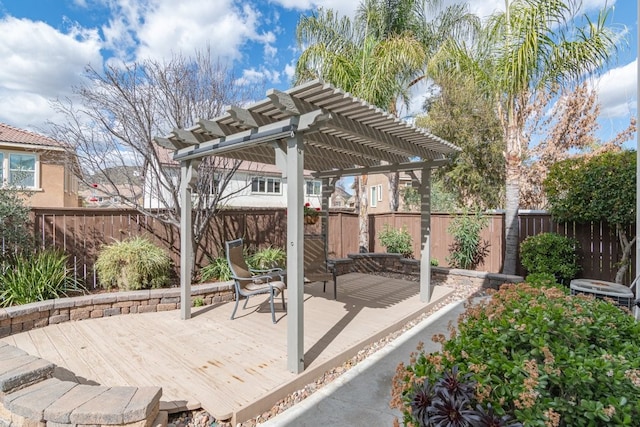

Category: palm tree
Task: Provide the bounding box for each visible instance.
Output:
[432,0,619,274]
[295,0,477,251]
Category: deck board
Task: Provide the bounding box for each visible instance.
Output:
[0,273,454,423]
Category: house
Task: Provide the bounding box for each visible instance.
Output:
[143,146,348,210]
[0,122,81,207]
[366,172,416,213]
[80,166,143,207]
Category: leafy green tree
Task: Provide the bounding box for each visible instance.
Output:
[544,150,636,284]
[417,74,504,209]
[432,0,619,274]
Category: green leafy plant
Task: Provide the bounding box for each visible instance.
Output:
[0,187,33,257]
[0,250,83,307]
[446,211,490,269]
[544,151,636,283]
[378,224,413,258]
[200,255,232,282]
[430,258,439,267]
[95,237,172,291]
[520,232,580,285]
[392,282,640,426]
[192,297,204,307]
[249,246,286,270]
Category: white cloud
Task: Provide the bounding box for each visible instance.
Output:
[0,16,103,128]
[271,0,360,17]
[236,67,281,86]
[593,59,638,118]
[100,0,275,64]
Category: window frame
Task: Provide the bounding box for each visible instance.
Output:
[251,176,282,195]
[305,180,322,196]
[0,150,39,189]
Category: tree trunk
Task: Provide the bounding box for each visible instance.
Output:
[502,124,521,275]
[614,225,636,284]
[388,172,399,212]
[358,175,369,252]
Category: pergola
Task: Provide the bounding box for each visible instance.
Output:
[154,80,460,373]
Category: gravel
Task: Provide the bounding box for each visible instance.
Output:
[168,273,485,427]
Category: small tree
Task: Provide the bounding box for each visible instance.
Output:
[0,187,32,257]
[544,150,636,284]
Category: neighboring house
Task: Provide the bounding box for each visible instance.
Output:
[81,166,143,207]
[0,122,81,207]
[144,146,347,210]
[366,172,416,213]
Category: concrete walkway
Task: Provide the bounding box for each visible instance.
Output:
[259,299,467,426]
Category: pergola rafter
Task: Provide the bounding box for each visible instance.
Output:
[153,79,460,374]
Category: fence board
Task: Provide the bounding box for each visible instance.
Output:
[7,208,635,288]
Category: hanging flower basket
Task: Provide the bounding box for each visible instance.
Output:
[303,202,321,224]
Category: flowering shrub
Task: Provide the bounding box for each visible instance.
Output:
[391,280,640,426]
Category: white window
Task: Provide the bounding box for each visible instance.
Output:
[251,176,281,194]
[1,152,38,188]
[370,185,378,207]
[306,180,321,196]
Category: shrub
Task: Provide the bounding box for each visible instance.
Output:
[0,187,33,257]
[378,224,413,258]
[520,232,580,285]
[446,211,490,269]
[0,250,83,307]
[249,246,286,270]
[200,255,231,282]
[391,282,640,426]
[95,237,172,291]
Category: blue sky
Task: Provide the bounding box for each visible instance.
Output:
[0,0,636,146]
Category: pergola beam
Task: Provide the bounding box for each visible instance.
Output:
[312,159,450,179]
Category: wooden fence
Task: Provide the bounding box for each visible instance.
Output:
[19,208,637,288]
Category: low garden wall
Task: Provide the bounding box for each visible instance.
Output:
[0,283,234,339]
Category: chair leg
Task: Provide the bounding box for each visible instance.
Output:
[323,282,326,293]
[270,290,276,324]
[243,296,250,309]
[230,295,240,320]
[281,289,286,310]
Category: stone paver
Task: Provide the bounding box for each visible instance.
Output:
[43,384,110,423]
[5,378,77,420]
[70,386,137,425]
[0,358,54,393]
[122,387,162,424]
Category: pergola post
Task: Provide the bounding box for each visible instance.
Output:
[418,167,432,302]
[180,160,196,320]
[286,133,305,373]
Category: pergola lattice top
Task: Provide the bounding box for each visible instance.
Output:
[155,79,460,172]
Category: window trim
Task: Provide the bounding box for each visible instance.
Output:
[370,185,378,208]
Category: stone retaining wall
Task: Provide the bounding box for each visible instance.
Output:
[341,253,523,289]
[0,283,234,339]
[0,341,164,427]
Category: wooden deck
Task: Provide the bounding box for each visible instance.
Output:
[1,273,454,424]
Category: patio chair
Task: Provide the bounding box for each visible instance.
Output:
[226,238,286,324]
[304,236,337,299]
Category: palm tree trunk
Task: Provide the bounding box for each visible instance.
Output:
[358,175,369,252]
[388,172,399,211]
[503,124,521,275]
